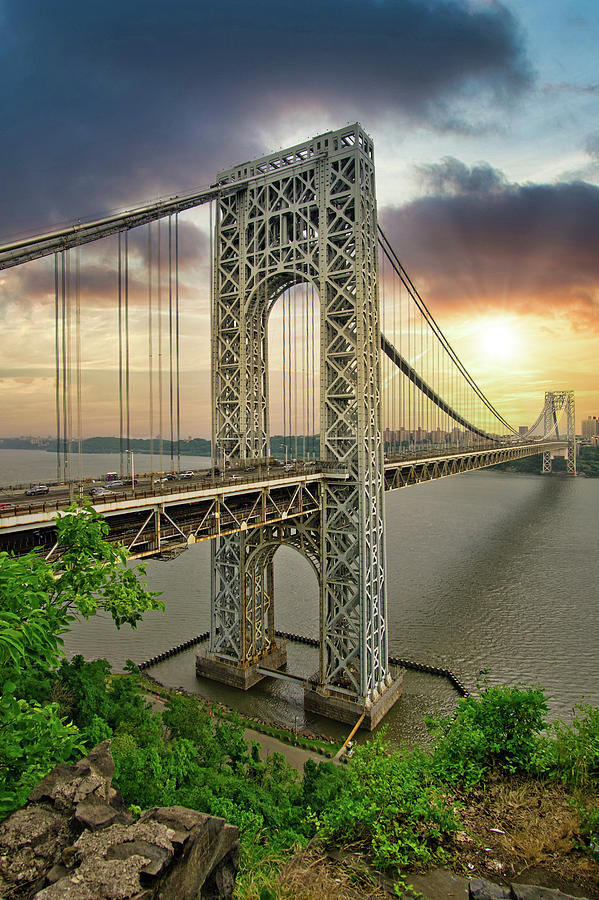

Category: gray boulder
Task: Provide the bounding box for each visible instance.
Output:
[0,742,239,899]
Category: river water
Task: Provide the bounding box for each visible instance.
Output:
[2,449,597,745]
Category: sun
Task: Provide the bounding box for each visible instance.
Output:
[480,318,520,361]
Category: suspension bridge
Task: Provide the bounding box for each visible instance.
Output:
[0,124,575,728]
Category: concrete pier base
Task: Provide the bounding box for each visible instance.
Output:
[196,641,287,691]
[304,669,403,731]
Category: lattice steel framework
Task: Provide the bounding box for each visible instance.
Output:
[542,390,576,475]
[210,124,389,699]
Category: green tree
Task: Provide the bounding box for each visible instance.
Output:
[0,502,163,817]
[0,501,162,679]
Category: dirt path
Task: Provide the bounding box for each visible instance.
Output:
[244,726,327,769]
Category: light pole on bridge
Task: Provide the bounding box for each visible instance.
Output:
[126,450,135,489]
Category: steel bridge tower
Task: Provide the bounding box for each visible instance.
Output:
[542,390,576,476]
[197,124,402,728]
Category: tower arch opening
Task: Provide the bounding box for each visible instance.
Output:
[267,280,321,462]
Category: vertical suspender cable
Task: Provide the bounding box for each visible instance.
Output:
[148,223,154,475]
[54,254,61,484]
[176,213,181,471]
[282,288,287,458]
[399,276,403,448]
[311,281,316,456]
[284,291,287,460]
[118,233,124,476]
[168,215,174,470]
[157,221,164,473]
[293,290,298,460]
[305,285,309,457]
[125,231,131,459]
[303,286,307,456]
[407,272,411,446]
[392,260,396,452]
[75,247,82,486]
[420,309,423,447]
[66,252,73,483]
[383,247,386,448]
[61,251,68,483]
[288,290,292,461]
[209,202,215,467]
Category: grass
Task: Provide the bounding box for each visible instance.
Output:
[235,847,396,900]
[447,774,599,896]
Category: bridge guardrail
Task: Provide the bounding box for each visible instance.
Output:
[0,461,349,519]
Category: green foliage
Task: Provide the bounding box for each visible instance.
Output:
[113,733,200,809]
[313,730,455,872]
[573,802,599,862]
[106,683,308,866]
[0,503,162,689]
[55,656,112,725]
[577,445,599,478]
[0,551,68,675]
[0,505,162,821]
[548,704,599,789]
[428,685,549,784]
[0,684,85,816]
[163,694,223,767]
[51,502,163,629]
[303,758,347,816]
[492,454,543,475]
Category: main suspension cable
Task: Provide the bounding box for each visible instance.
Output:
[377,227,517,435]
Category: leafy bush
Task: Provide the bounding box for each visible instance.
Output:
[55,655,112,726]
[113,732,200,809]
[313,731,455,872]
[428,685,549,784]
[549,704,599,788]
[574,802,599,862]
[0,684,85,816]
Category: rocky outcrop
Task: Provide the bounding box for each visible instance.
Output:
[469,877,591,900]
[0,742,239,899]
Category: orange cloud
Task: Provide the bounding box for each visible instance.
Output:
[380,161,599,332]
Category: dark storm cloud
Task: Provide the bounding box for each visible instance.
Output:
[380,160,599,329]
[417,157,507,195]
[1,0,531,235]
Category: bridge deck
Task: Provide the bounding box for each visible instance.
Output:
[0,441,567,559]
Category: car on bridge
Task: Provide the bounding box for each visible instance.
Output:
[89,487,114,497]
[25,484,49,496]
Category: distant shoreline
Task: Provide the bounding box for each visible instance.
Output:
[0,437,211,456]
[2,439,597,476]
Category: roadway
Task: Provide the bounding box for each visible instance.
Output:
[0,462,305,509]
[0,440,568,559]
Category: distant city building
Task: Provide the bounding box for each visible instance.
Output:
[581,416,599,439]
[519,425,528,436]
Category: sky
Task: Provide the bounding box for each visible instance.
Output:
[0,0,598,438]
